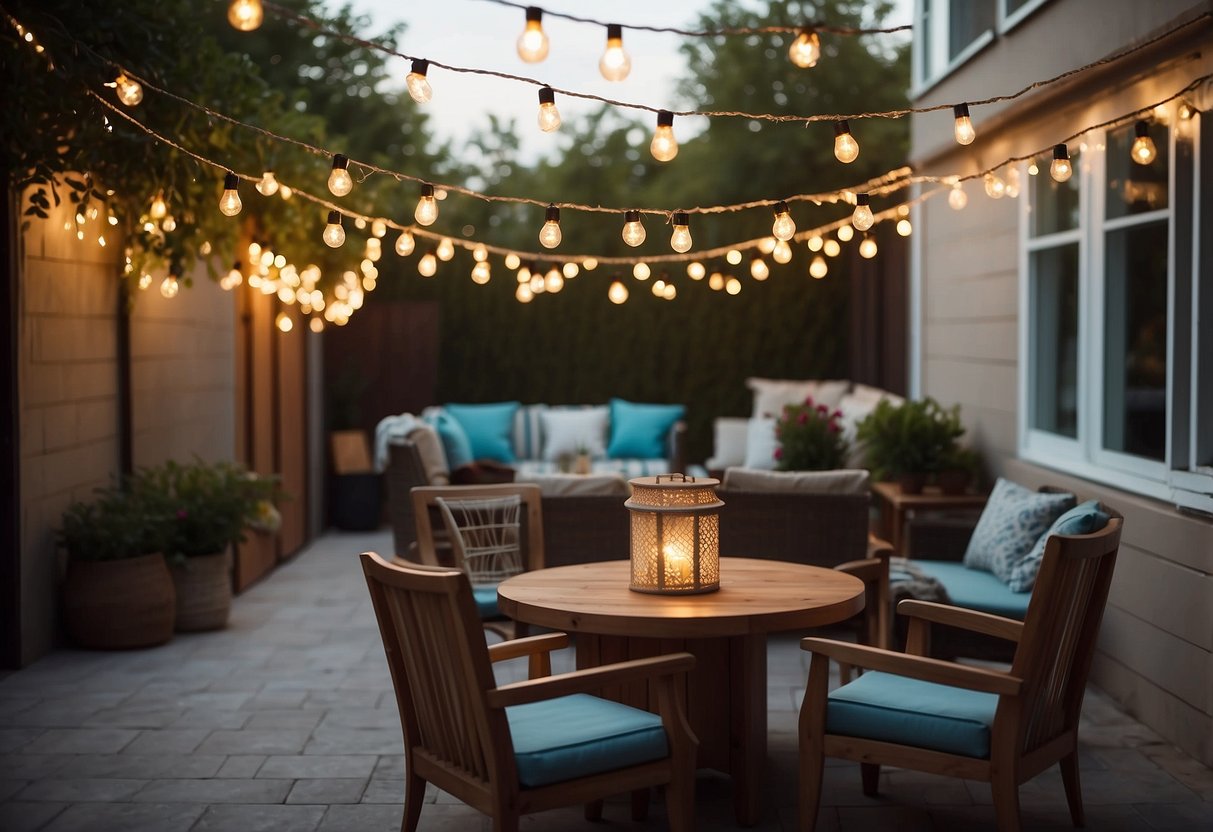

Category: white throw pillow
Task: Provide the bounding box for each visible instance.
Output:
[742,417,779,470]
[852,384,905,407]
[706,417,750,469]
[746,377,849,418]
[539,407,609,461]
[721,466,870,495]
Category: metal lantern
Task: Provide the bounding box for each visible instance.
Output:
[626,474,723,595]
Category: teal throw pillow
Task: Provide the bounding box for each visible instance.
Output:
[607,399,685,460]
[445,402,520,463]
[1006,500,1109,592]
[962,478,1075,583]
[424,411,474,470]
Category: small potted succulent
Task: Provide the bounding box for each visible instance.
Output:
[773,397,849,471]
[855,398,965,493]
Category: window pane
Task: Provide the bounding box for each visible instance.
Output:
[1004,0,1033,16]
[1031,244,1080,438]
[1104,220,1167,461]
[948,0,995,59]
[1107,121,1169,219]
[1031,149,1081,236]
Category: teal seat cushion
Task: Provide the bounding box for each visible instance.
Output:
[446,402,521,463]
[915,560,1031,620]
[827,671,998,758]
[607,399,685,460]
[472,585,499,619]
[962,478,1074,582]
[506,693,669,788]
[424,411,474,470]
[1007,500,1109,592]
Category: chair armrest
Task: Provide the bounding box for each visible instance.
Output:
[897,599,1024,643]
[799,638,1022,696]
[866,534,894,560]
[487,633,570,664]
[485,653,696,708]
[834,557,884,583]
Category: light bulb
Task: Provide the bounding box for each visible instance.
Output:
[621,210,646,246]
[505,253,521,270]
[415,184,438,225]
[218,172,242,216]
[406,59,432,104]
[1005,167,1020,199]
[852,194,874,231]
[896,219,912,237]
[276,312,293,333]
[516,7,549,63]
[473,243,488,262]
[222,264,243,290]
[539,205,562,248]
[545,267,563,293]
[948,184,968,210]
[436,238,455,261]
[758,237,776,254]
[471,261,491,284]
[807,235,823,252]
[582,257,598,270]
[138,273,153,290]
[529,273,545,294]
[1028,162,1039,176]
[279,185,293,200]
[651,110,678,162]
[608,280,629,304]
[160,275,180,298]
[725,277,742,295]
[563,262,578,278]
[669,212,692,252]
[161,216,176,233]
[859,235,878,259]
[772,239,792,264]
[687,261,705,280]
[395,230,415,256]
[750,257,769,281]
[651,280,665,297]
[227,0,263,31]
[517,265,531,283]
[114,73,143,106]
[788,28,820,68]
[322,211,345,247]
[726,249,743,266]
[418,251,437,277]
[953,103,976,146]
[772,200,796,241]
[708,272,725,291]
[599,24,631,81]
[537,86,561,132]
[823,239,841,258]
[834,120,859,164]
[516,283,534,303]
[809,256,828,279]
[371,219,387,238]
[256,170,279,196]
[309,317,324,333]
[328,155,352,197]
[149,191,167,220]
[1132,121,1157,165]
[1050,144,1073,182]
[836,224,854,242]
[633,262,650,281]
[984,173,1006,199]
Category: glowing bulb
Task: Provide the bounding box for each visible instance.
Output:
[651,280,665,297]
[395,230,415,256]
[1005,167,1020,199]
[708,272,724,291]
[823,239,841,258]
[149,192,167,220]
[663,283,677,300]
[669,212,692,252]
[984,173,1006,199]
[836,224,854,242]
[223,264,243,289]
[418,251,437,277]
[517,265,531,283]
[138,273,153,290]
[434,238,453,261]
[651,110,678,162]
[834,120,859,164]
[896,219,912,237]
[471,261,491,284]
[516,283,534,303]
[788,28,820,68]
[537,86,561,132]
[953,103,976,146]
[505,253,521,270]
[758,237,777,254]
[608,280,629,304]
[279,185,293,200]
[687,261,705,280]
[218,173,242,216]
[328,155,352,197]
[582,257,598,270]
[276,312,293,333]
[726,249,742,266]
[1028,162,1039,176]
[633,262,651,281]
[621,210,646,246]
[599,24,631,81]
[516,7,549,63]
[529,273,545,294]
[406,59,432,104]
[1050,144,1073,183]
[161,216,176,233]
[1131,121,1157,165]
[807,235,823,252]
[725,277,741,295]
[772,239,792,264]
[852,194,874,231]
[322,211,345,247]
[562,262,578,278]
[750,257,769,281]
[473,243,488,262]
[772,201,796,241]
[371,219,387,238]
[309,317,324,333]
[256,170,279,196]
[539,205,562,248]
[160,275,180,298]
[227,0,263,31]
[545,267,563,293]
[948,184,968,210]
[114,73,143,106]
[809,256,828,279]
[415,184,438,225]
[859,235,878,259]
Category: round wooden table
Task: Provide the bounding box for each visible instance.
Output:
[498,558,864,827]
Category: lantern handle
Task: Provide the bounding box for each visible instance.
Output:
[655,472,693,483]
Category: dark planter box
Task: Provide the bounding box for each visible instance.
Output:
[331,473,383,531]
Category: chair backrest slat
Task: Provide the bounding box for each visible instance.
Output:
[437,495,525,586]
[411,485,546,574]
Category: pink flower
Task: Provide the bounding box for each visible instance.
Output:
[803,395,815,406]
[816,404,829,415]
[833,409,843,420]
[773,447,783,460]
[798,412,808,424]
[827,421,841,433]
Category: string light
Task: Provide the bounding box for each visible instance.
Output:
[516,283,534,303]
[1050,144,1073,182]
[582,257,598,270]
[984,172,1006,199]
[276,311,293,332]
[953,103,976,145]
[563,262,579,278]
[112,72,143,106]
[859,234,877,259]
[836,224,854,242]
[529,271,544,293]
[149,191,167,220]
[834,120,859,163]
[608,279,629,304]
[633,262,651,280]
[663,283,677,300]
[772,239,792,264]
[749,256,769,280]
[725,249,743,265]
[621,210,646,246]
[1131,120,1157,164]
[395,230,415,256]
[505,253,521,269]
[822,238,841,257]
[406,59,432,104]
[516,263,531,283]
[651,110,678,162]
[161,215,176,232]
[516,7,549,63]
[896,218,912,236]
[328,154,353,196]
[160,275,180,298]
[322,210,345,247]
[436,237,455,261]
[310,317,325,333]
[544,266,564,292]
[539,205,562,248]
[371,218,387,238]
[537,86,561,132]
[418,250,438,276]
[669,212,692,252]
[788,28,820,68]
[852,193,874,231]
[473,243,489,262]
[415,183,438,225]
[687,261,705,280]
[256,170,279,196]
[807,234,823,252]
[471,260,491,284]
[227,0,263,31]
[708,272,724,291]
[599,24,631,81]
[651,279,665,296]
[218,172,242,216]
[771,201,796,241]
[948,183,968,210]
[725,277,741,295]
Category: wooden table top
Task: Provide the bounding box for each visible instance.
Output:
[497,558,865,639]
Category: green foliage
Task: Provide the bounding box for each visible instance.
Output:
[774,398,848,471]
[855,398,965,479]
[57,482,166,562]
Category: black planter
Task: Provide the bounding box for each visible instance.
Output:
[331,473,383,531]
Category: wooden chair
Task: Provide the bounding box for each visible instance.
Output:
[360,553,698,832]
[798,506,1123,832]
[411,484,544,640]
[832,534,893,683]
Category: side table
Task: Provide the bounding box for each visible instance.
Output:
[872,481,987,556]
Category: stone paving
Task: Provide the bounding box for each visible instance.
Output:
[1,529,1210,831]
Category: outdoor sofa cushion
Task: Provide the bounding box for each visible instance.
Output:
[962,478,1074,582]
[424,410,474,470]
[914,560,1031,620]
[538,407,609,461]
[1007,500,1110,592]
[607,399,685,460]
[445,402,521,463]
[721,466,870,495]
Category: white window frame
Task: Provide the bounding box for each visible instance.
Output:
[998,0,1051,34]
[912,0,996,95]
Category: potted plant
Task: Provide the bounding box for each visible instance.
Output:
[573,443,593,475]
[774,397,849,471]
[936,446,981,495]
[58,484,176,649]
[855,398,965,493]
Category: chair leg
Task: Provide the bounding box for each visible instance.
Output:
[402,771,425,832]
[583,799,603,821]
[665,772,694,832]
[492,812,519,832]
[860,763,880,797]
[798,652,831,832]
[1060,751,1085,827]
[631,787,650,820]
[837,662,853,685]
[990,771,1022,832]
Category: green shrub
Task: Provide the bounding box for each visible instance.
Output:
[855,398,964,479]
[774,398,849,471]
[58,484,166,562]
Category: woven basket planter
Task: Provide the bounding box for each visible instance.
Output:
[170,548,233,632]
[63,553,176,649]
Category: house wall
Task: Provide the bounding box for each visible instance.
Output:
[910,0,1213,765]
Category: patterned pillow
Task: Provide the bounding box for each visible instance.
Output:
[1006,500,1109,592]
[963,479,1075,583]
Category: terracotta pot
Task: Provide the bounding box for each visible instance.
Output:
[897,472,927,495]
[574,454,592,475]
[63,553,175,649]
[937,469,972,495]
[170,548,233,632]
